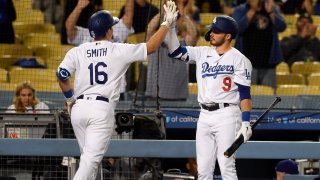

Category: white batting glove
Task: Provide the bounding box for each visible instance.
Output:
[236,121,252,143]
[161,0,179,29]
[66,96,76,116]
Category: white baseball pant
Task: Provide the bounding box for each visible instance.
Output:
[71,95,115,180]
[196,105,241,180]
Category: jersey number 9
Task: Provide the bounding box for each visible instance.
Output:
[222,77,232,91]
[88,62,108,85]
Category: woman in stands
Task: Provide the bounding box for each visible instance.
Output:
[6,81,50,113]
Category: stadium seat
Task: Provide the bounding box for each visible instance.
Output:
[278,27,296,40]
[127,32,146,44]
[276,85,319,96]
[9,68,57,83]
[291,61,320,77]
[45,56,63,69]
[276,85,306,96]
[0,69,8,83]
[188,83,198,94]
[303,85,320,95]
[276,62,290,75]
[13,23,56,38]
[23,33,61,49]
[32,81,61,92]
[283,14,298,28]
[33,44,73,60]
[0,82,17,91]
[251,85,274,95]
[307,73,320,86]
[276,73,305,86]
[15,9,45,24]
[0,55,45,70]
[12,0,32,14]
[0,44,33,56]
[103,0,126,12]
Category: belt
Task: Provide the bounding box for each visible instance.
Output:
[200,103,229,111]
[77,95,109,102]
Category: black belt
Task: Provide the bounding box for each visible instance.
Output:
[200,103,229,111]
[77,95,109,102]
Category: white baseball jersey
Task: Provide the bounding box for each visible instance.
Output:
[58,41,147,102]
[185,46,252,105]
[6,102,50,113]
[67,19,134,94]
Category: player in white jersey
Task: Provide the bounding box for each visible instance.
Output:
[65,0,135,96]
[56,1,178,179]
[166,15,253,180]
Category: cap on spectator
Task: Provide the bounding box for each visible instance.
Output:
[275,159,299,174]
[298,13,313,23]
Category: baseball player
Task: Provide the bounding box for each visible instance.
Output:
[65,0,135,96]
[56,1,178,179]
[165,15,253,179]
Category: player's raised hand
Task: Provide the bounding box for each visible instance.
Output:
[76,0,90,10]
[161,0,179,28]
[236,121,252,143]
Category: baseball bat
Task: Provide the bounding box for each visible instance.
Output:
[224,96,282,158]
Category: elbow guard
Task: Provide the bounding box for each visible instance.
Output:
[56,67,71,81]
[237,83,251,101]
[168,46,189,62]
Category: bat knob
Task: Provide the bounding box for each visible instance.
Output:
[224,152,230,158]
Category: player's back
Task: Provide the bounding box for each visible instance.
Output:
[63,40,147,102]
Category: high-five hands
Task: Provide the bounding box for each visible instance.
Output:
[162,0,179,29]
[236,121,252,143]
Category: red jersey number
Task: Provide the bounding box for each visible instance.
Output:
[222,77,232,91]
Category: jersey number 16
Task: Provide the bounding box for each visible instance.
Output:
[88,62,108,85]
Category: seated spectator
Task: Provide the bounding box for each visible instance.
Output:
[118,0,159,34]
[6,81,50,113]
[281,14,320,65]
[0,0,16,44]
[275,159,299,180]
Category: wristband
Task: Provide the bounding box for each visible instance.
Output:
[242,111,250,122]
[63,89,73,99]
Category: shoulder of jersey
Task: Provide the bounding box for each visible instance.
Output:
[231,47,249,60]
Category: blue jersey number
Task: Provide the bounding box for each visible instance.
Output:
[88,62,108,85]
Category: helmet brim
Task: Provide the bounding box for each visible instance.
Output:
[112,17,120,26]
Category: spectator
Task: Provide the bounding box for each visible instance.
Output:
[314,0,320,15]
[118,0,159,34]
[223,0,246,16]
[195,0,222,13]
[279,0,314,15]
[275,159,299,180]
[232,0,286,88]
[6,81,50,113]
[65,0,135,99]
[61,0,103,44]
[281,14,320,65]
[0,0,16,44]
[145,0,199,100]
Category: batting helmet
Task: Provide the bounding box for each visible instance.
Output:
[88,10,119,39]
[204,15,238,41]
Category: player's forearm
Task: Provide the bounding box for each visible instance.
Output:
[66,6,83,41]
[240,99,252,112]
[58,79,72,93]
[166,28,180,53]
[146,25,169,54]
[122,0,134,28]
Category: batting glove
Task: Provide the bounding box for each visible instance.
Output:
[161,0,179,29]
[66,96,76,116]
[236,121,252,143]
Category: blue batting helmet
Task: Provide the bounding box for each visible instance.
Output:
[88,10,119,39]
[204,15,238,41]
